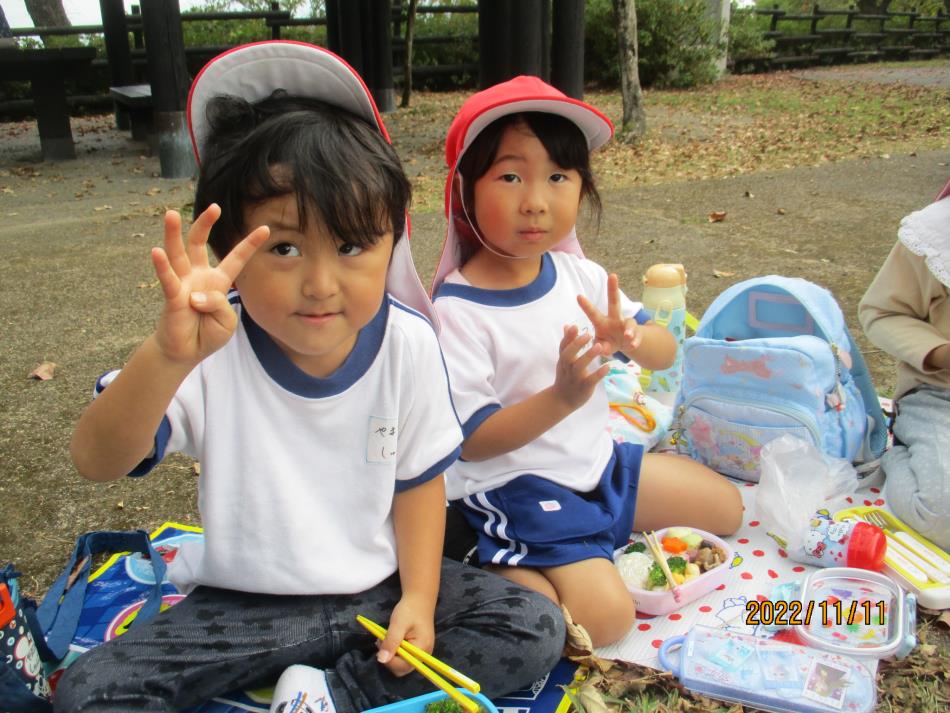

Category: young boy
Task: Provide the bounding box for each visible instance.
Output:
[55,42,565,713]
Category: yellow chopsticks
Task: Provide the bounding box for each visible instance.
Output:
[356,615,481,713]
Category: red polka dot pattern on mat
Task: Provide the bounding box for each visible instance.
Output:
[845,497,853,504]
[870,487,880,493]
[699,605,712,613]
[652,639,662,649]
[668,613,682,621]
[756,594,767,602]
[741,572,753,580]
[792,566,805,573]
[768,569,779,579]
[749,521,760,527]
[874,499,885,506]
[638,623,651,631]
[737,538,749,544]
[778,549,788,558]
[716,584,726,591]
[753,549,764,557]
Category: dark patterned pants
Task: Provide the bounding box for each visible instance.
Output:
[53,559,565,713]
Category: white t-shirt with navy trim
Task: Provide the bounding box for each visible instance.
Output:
[432,251,648,501]
[97,295,462,595]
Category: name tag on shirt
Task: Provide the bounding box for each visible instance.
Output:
[367,416,398,464]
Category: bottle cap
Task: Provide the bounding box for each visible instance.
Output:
[643,263,687,288]
[846,522,886,570]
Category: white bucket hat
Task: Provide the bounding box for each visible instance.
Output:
[187,41,436,327]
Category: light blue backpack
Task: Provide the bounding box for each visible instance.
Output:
[673,276,887,481]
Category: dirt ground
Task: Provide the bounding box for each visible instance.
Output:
[1,68,948,600]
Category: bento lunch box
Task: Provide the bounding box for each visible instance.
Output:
[613,527,735,615]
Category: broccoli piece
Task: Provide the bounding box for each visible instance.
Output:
[666,556,687,575]
[425,700,484,713]
[647,562,668,589]
[624,542,647,554]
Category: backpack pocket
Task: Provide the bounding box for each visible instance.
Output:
[679,393,821,481]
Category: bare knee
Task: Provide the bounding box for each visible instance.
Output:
[713,479,744,536]
[580,588,636,648]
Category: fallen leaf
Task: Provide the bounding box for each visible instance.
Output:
[28,361,57,380]
[146,187,162,196]
[776,208,787,215]
[116,500,125,510]
[743,190,754,198]
[918,643,936,656]
[708,211,727,222]
[93,205,112,212]
[131,232,145,239]
[713,270,736,278]
[193,462,201,476]
[937,610,950,629]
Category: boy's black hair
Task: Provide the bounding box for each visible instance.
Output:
[456,111,602,225]
[194,91,411,259]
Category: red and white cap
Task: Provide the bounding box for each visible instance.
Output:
[431,75,614,293]
[187,41,436,327]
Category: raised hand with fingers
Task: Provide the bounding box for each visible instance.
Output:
[152,204,269,366]
[551,323,610,412]
[577,272,642,360]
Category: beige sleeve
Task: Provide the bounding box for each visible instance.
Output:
[858,242,949,373]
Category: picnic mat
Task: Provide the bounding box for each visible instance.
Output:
[54,522,579,713]
[596,478,888,673]
[56,473,892,711]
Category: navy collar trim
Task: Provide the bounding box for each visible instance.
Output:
[433,252,556,306]
[241,297,389,398]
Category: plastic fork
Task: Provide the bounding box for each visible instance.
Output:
[863,510,950,584]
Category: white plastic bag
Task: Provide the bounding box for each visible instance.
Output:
[754,434,859,552]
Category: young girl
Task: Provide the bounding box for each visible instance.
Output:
[431,76,743,648]
[859,178,950,550]
[54,45,565,713]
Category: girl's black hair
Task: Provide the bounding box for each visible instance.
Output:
[455,111,602,226]
[194,91,411,259]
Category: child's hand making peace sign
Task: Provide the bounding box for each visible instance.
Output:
[576,273,676,371]
[577,273,643,359]
[152,204,269,366]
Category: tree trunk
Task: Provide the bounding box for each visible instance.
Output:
[612,0,646,142]
[24,0,71,28]
[400,0,418,108]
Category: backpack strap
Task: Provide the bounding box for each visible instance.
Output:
[845,326,888,460]
[26,530,166,662]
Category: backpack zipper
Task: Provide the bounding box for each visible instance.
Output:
[674,391,823,449]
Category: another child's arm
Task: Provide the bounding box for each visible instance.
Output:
[377,474,446,676]
[460,325,608,461]
[70,206,268,480]
[578,272,676,371]
[859,242,950,374]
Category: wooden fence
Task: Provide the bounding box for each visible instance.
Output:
[735,4,949,72]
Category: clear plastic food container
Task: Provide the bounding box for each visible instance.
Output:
[796,567,916,659]
[613,527,735,615]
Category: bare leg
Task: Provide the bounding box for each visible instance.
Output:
[486,563,560,603]
[633,453,743,535]
[542,558,636,648]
